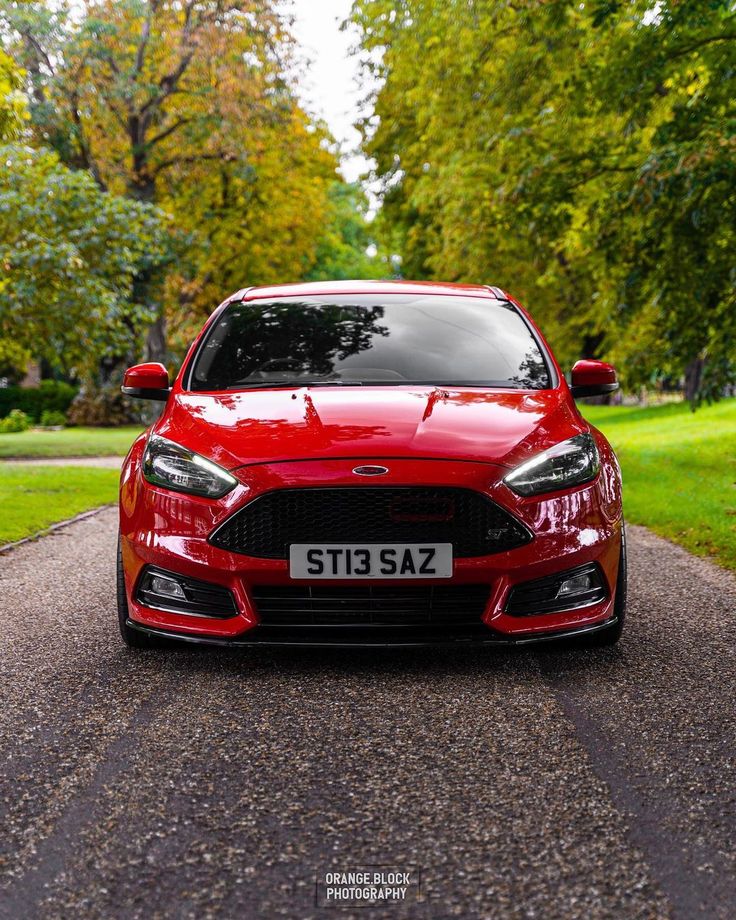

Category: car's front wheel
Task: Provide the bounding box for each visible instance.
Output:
[117,535,161,649]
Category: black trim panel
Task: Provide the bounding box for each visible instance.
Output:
[122,386,171,401]
[570,382,619,399]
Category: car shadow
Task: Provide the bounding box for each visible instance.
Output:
[143,636,628,682]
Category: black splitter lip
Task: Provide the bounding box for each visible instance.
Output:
[126,616,618,649]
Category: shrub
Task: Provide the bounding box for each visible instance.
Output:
[39,409,66,427]
[0,409,31,433]
[0,381,78,422]
[66,388,139,427]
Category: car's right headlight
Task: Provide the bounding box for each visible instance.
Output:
[503,433,600,497]
[143,435,238,498]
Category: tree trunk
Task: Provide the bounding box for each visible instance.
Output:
[145,312,167,365]
[127,171,166,364]
[684,355,705,404]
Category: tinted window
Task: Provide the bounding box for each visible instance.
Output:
[189,294,550,390]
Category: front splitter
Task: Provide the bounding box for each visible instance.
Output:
[126,616,618,649]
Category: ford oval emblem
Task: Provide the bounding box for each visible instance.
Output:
[352,465,389,477]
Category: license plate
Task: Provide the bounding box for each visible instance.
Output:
[288,544,453,579]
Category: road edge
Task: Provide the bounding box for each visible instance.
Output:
[0,504,115,556]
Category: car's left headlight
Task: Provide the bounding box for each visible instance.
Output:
[504,433,600,497]
[143,435,238,498]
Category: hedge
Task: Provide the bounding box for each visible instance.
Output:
[0,380,78,422]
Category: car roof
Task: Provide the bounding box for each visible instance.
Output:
[236,280,506,301]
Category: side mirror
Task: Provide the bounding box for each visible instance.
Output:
[570,360,619,399]
[122,362,170,401]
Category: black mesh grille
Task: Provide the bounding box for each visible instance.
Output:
[252,583,491,627]
[210,487,531,559]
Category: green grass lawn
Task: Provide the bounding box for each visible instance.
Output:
[0,426,143,458]
[0,465,120,544]
[583,399,736,572]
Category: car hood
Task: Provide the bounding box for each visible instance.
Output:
[158,386,584,471]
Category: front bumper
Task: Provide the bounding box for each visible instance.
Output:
[120,452,622,646]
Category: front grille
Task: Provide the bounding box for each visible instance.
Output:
[210,487,531,559]
[251,583,491,627]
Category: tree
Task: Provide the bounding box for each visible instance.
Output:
[0,49,30,380]
[351,0,736,402]
[579,0,736,402]
[2,1,345,363]
[162,109,343,356]
[0,144,170,377]
[305,182,382,281]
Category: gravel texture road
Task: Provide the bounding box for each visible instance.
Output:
[0,508,734,920]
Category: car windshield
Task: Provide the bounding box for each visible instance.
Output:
[188,293,551,391]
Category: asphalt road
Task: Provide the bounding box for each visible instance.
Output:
[0,508,734,920]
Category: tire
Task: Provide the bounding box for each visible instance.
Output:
[578,522,627,648]
[117,535,160,649]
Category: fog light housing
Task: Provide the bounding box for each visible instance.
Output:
[136,566,238,618]
[148,574,187,600]
[506,563,607,616]
[556,572,594,598]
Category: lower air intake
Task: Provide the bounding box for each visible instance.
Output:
[251,583,491,627]
[505,563,607,616]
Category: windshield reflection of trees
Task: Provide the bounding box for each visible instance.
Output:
[509,351,550,389]
[207,302,389,386]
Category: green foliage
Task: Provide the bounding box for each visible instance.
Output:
[1,1,355,363]
[39,409,66,427]
[0,379,78,422]
[351,0,736,402]
[0,48,25,142]
[0,337,32,384]
[0,144,172,374]
[0,408,31,432]
[306,182,382,281]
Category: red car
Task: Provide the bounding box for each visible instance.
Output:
[118,280,625,648]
